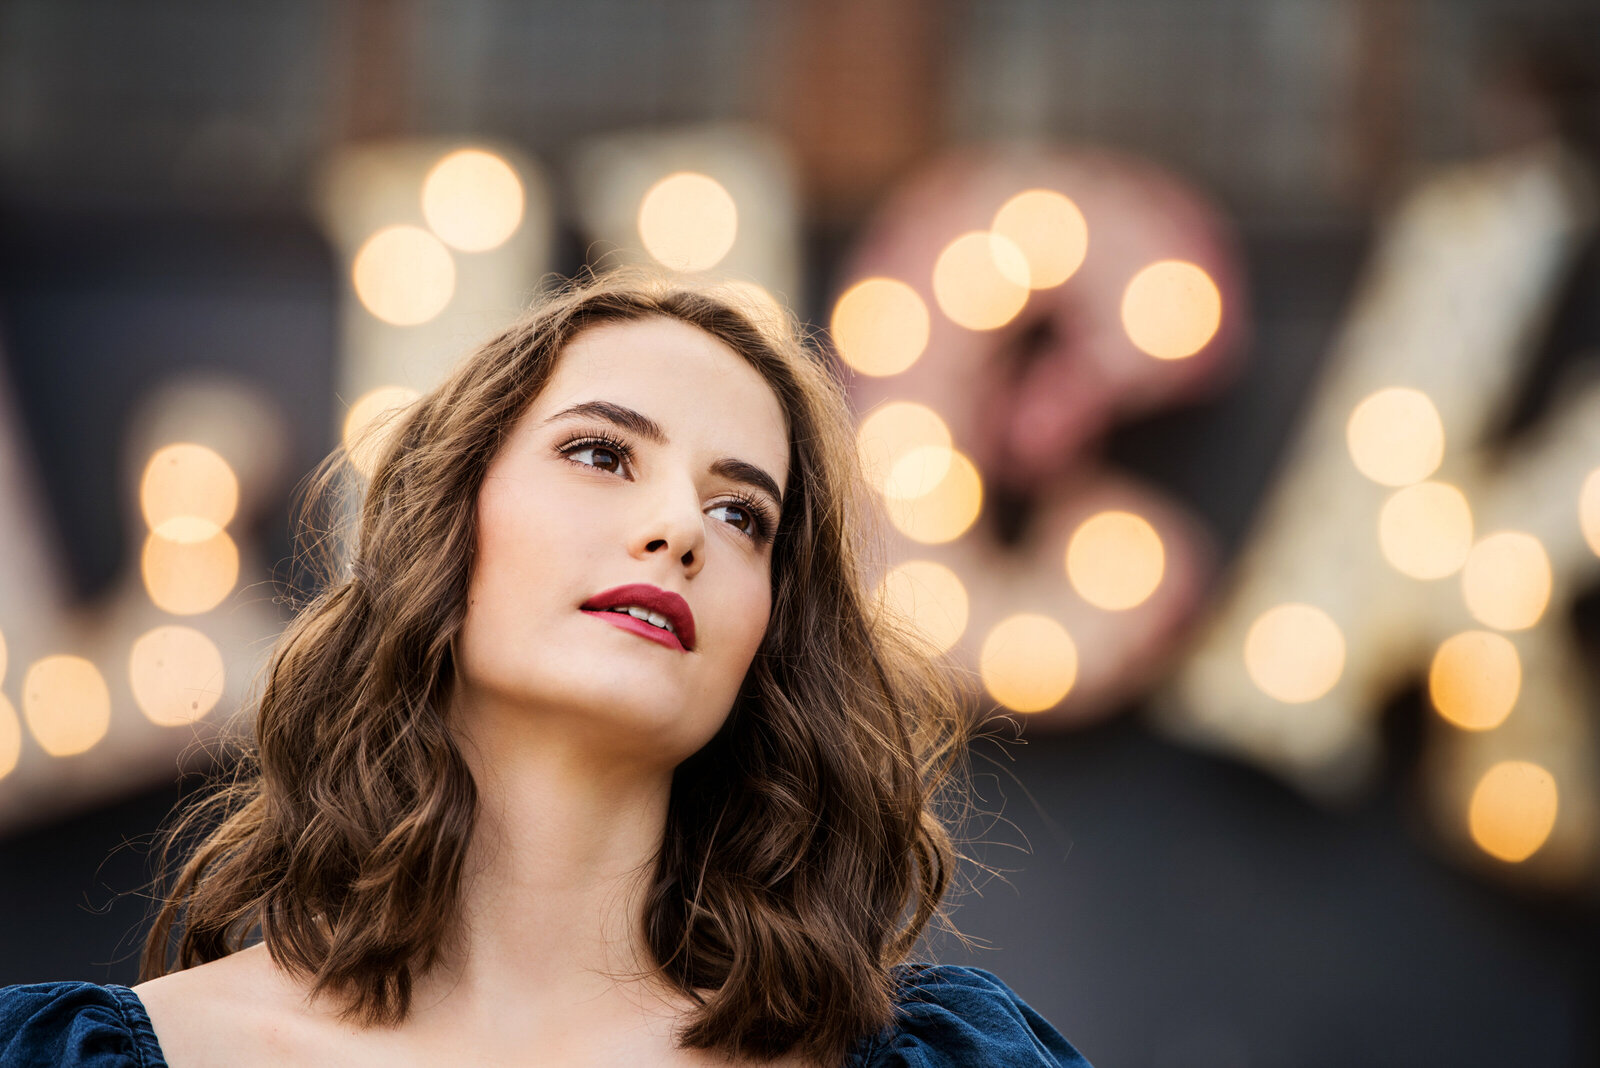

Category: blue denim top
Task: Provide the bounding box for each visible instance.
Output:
[1,964,1091,1067]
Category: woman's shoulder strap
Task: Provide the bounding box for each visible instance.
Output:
[846,963,1093,1067]
[0,981,167,1068]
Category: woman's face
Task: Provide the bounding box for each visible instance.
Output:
[454,315,790,764]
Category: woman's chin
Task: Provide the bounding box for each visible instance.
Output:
[525,677,726,759]
[574,691,726,760]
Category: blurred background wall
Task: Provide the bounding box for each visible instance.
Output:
[1,2,1598,1065]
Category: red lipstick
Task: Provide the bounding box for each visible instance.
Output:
[579,583,696,652]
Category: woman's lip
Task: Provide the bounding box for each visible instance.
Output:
[580,583,695,649]
[580,609,688,652]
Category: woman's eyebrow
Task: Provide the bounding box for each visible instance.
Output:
[541,399,785,509]
[543,399,668,444]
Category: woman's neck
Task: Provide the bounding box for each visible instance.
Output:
[414,690,681,1015]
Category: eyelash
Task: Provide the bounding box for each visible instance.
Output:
[556,428,778,544]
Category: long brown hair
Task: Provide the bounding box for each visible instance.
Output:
[142,269,972,1065]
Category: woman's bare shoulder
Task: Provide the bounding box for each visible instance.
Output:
[133,947,824,1068]
[133,944,347,1068]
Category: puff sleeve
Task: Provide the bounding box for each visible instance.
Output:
[0,982,167,1067]
[846,965,1092,1068]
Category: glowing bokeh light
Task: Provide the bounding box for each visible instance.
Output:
[1469,760,1558,863]
[831,278,931,376]
[932,231,1031,331]
[1377,481,1473,579]
[1244,603,1345,704]
[140,443,239,543]
[637,171,737,272]
[991,189,1088,289]
[1429,630,1521,731]
[979,614,1078,713]
[883,445,958,501]
[22,655,111,757]
[1461,532,1551,631]
[856,402,952,493]
[343,385,421,479]
[1065,510,1166,611]
[130,625,226,727]
[142,530,239,615]
[1346,388,1444,487]
[421,148,524,252]
[1120,260,1222,360]
[883,448,982,544]
[1580,468,1600,557]
[877,560,970,654]
[351,225,456,326]
[0,695,19,780]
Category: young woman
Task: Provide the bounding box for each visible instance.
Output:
[0,272,1091,1066]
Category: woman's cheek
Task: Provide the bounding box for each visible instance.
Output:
[738,585,774,660]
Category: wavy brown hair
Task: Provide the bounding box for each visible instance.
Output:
[141,269,973,1065]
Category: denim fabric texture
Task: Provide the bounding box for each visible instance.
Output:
[845,964,1092,1067]
[0,982,166,1068]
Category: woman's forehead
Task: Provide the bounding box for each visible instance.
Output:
[534,317,791,484]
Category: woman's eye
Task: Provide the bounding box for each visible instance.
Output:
[710,501,772,543]
[562,436,768,541]
[566,443,625,473]
[708,502,753,533]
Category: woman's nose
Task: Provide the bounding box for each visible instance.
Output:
[633,478,706,577]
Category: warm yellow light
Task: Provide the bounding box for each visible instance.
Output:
[0,694,20,780]
[351,225,456,326]
[1244,603,1345,703]
[142,530,239,615]
[883,445,956,501]
[831,278,931,376]
[1461,532,1551,631]
[1378,481,1473,579]
[1346,388,1444,486]
[1469,760,1558,862]
[637,171,737,272]
[856,402,952,493]
[421,148,524,252]
[877,560,970,654]
[1429,631,1520,731]
[932,231,1031,331]
[991,189,1088,289]
[1580,468,1600,557]
[1120,260,1222,360]
[22,655,111,757]
[140,443,239,543]
[130,625,226,727]
[979,614,1078,713]
[1065,510,1166,611]
[884,448,982,544]
[343,385,421,479]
